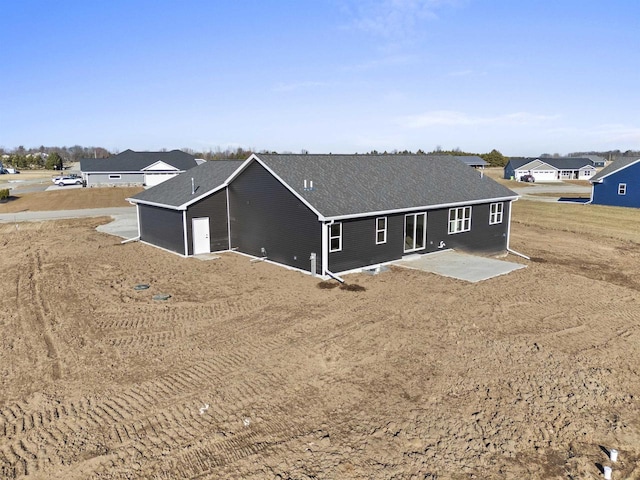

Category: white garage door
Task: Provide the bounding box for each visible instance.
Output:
[145,173,177,187]
[532,170,556,181]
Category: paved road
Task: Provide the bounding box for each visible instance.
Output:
[511,181,591,202]
[0,206,135,223]
[0,206,139,240]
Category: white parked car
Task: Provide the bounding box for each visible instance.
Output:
[54,176,83,186]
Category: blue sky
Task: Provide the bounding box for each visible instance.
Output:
[1,0,639,156]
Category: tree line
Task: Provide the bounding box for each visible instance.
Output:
[4,143,636,171]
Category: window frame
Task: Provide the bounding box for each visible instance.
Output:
[404,212,427,253]
[489,202,503,225]
[329,222,342,253]
[448,206,472,234]
[618,183,627,195]
[375,217,387,244]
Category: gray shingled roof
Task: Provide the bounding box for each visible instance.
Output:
[456,155,488,167]
[253,154,517,218]
[81,149,198,173]
[129,160,243,208]
[591,157,640,182]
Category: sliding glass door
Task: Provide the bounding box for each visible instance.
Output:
[404,213,426,252]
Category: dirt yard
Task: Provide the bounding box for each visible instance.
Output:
[1,195,640,479]
[0,187,143,213]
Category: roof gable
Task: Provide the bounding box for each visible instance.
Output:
[141,160,180,172]
[522,159,555,170]
[591,157,640,183]
[245,154,518,219]
[129,160,243,209]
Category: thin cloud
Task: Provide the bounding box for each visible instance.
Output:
[400,110,560,128]
[345,0,459,38]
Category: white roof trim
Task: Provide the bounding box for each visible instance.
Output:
[516,159,557,171]
[141,160,180,172]
[180,184,228,209]
[126,197,186,210]
[84,170,146,174]
[323,195,519,222]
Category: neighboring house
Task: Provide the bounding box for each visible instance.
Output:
[128,154,518,277]
[589,157,640,208]
[456,156,488,169]
[504,157,597,181]
[80,149,199,187]
[584,155,606,168]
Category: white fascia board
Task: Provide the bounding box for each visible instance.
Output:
[180,185,227,209]
[527,160,556,171]
[127,198,185,210]
[82,170,142,175]
[322,195,519,222]
[224,154,259,183]
[141,160,180,172]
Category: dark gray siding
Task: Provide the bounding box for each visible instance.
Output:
[426,202,510,254]
[186,189,229,255]
[328,215,404,273]
[138,204,185,254]
[228,161,322,273]
[328,201,511,273]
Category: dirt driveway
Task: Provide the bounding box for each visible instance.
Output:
[1,198,640,479]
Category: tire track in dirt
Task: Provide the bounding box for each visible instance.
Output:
[15,249,62,381]
[132,387,324,480]
[0,321,311,478]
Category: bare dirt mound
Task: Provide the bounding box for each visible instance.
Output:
[0,203,639,478]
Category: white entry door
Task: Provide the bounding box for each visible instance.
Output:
[192,217,210,255]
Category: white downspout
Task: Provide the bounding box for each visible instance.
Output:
[226,187,232,250]
[321,221,329,276]
[183,211,189,256]
[506,200,530,260]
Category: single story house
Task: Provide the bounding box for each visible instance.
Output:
[128,154,519,277]
[589,157,640,208]
[504,157,597,181]
[456,156,488,169]
[80,149,200,187]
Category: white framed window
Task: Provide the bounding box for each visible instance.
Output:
[448,206,472,234]
[618,183,627,195]
[489,202,503,225]
[329,223,342,252]
[109,174,121,179]
[375,217,387,244]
